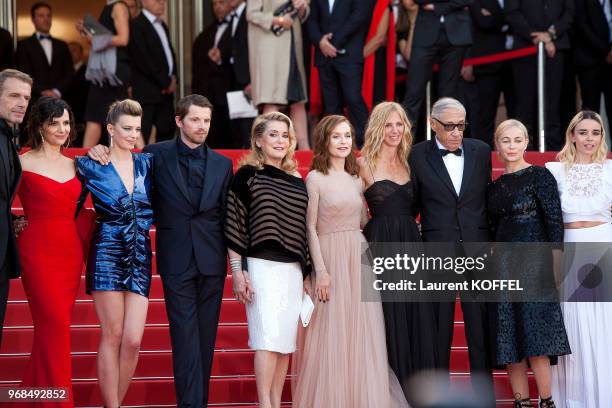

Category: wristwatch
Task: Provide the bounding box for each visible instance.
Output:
[547,25,557,41]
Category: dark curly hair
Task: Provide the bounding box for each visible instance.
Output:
[26,96,76,149]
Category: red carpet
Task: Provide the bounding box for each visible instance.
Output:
[1,149,568,407]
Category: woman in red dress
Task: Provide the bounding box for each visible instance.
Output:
[15,97,88,407]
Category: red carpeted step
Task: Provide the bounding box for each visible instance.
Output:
[0,374,534,406]
[0,350,257,381]
[8,275,235,302]
[0,324,249,354]
[4,299,246,326]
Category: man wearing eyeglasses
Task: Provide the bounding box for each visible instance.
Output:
[409,97,495,404]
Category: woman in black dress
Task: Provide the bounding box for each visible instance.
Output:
[487,119,570,408]
[358,101,439,400]
[77,0,131,148]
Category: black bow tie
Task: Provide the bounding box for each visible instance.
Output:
[38,34,51,40]
[440,148,462,157]
[180,148,202,159]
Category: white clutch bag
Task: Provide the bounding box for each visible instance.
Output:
[300,293,314,327]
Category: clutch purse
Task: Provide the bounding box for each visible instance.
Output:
[271,1,296,36]
[300,293,314,327]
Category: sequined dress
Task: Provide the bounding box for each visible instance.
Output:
[76,153,154,297]
[487,165,571,367]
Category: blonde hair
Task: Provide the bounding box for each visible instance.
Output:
[494,119,530,150]
[239,111,298,173]
[557,110,608,166]
[361,102,412,175]
[106,99,142,125]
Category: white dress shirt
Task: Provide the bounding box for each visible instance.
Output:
[142,9,174,76]
[435,137,464,195]
[602,0,612,42]
[36,31,52,65]
[329,0,335,13]
[231,2,246,36]
[214,20,229,48]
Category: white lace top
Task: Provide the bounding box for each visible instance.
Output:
[545,160,612,223]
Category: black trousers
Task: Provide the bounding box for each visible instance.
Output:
[475,63,516,148]
[0,260,9,349]
[206,104,232,149]
[578,61,612,134]
[230,118,253,149]
[317,61,369,146]
[437,300,495,404]
[511,51,565,151]
[161,258,225,408]
[141,95,176,143]
[402,26,467,128]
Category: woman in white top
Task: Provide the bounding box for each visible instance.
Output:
[545,110,612,408]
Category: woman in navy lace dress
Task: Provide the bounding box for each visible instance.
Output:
[487,119,570,408]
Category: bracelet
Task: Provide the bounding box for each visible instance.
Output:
[230,258,242,274]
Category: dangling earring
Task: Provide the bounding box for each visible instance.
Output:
[109,135,113,148]
[39,130,45,144]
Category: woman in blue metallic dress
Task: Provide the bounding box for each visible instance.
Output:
[76,99,153,408]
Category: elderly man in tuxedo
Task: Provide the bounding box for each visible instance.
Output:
[409,97,495,404]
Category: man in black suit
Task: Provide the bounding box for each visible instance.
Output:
[306,0,374,146]
[505,0,574,151]
[409,97,494,404]
[574,0,612,126]
[401,0,473,134]
[16,2,73,101]
[227,0,253,148]
[0,69,32,347]
[130,0,178,143]
[88,95,233,408]
[192,0,233,148]
[0,28,14,70]
[470,0,516,147]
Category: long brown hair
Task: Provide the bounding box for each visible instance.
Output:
[239,111,298,173]
[310,115,359,176]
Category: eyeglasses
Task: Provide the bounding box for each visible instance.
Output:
[432,118,468,132]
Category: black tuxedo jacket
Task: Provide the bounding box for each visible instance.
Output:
[143,141,233,277]
[129,14,177,104]
[409,138,491,242]
[0,28,14,70]
[0,120,21,280]
[470,0,508,74]
[192,22,233,107]
[306,0,375,65]
[231,10,250,89]
[504,0,574,50]
[65,63,89,123]
[412,0,473,47]
[574,0,611,67]
[16,34,74,97]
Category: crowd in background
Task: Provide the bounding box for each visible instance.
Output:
[0,0,610,152]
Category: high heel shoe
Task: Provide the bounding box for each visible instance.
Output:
[539,397,556,408]
[514,397,534,407]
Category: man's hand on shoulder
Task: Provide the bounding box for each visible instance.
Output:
[87,145,111,165]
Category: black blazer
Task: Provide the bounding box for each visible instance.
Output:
[231,10,250,89]
[504,0,574,50]
[306,0,375,65]
[412,0,473,47]
[409,138,491,242]
[129,13,177,104]
[0,120,22,280]
[0,28,14,70]
[143,141,233,277]
[16,34,74,97]
[192,22,233,107]
[470,0,508,74]
[573,0,611,67]
[65,63,89,123]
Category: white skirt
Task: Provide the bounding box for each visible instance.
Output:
[246,257,303,354]
[551,223,612,408]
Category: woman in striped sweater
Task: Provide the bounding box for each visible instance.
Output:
[224,111,311,408]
